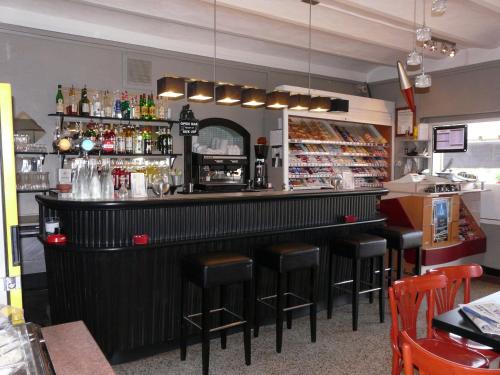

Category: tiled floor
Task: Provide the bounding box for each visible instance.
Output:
[113,279,499,375]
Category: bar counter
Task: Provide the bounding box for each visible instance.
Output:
[36,188,387,362]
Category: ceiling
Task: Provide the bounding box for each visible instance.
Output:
[1,0,500,82]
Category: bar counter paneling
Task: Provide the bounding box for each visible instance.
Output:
[36,188,387,363]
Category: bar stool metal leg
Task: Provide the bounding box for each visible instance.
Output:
[369,258,375,304]
[352,258,361,331]
[327,252,334,320]
[310,266,317,343]
[220,285,227,349]
[397,250,404,280]
[180,275,187,361]
[286,272,292,329]
[378,255,385,323]
[387,249,393,288]
[415,247,422,276]
[253,265,260,338]
[243,280,252,366]
[276,272,285,353]
[202,288,210,375]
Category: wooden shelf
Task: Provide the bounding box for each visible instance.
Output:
[49,113,176,125]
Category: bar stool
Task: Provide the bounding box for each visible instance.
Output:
[370,226,423,285]
[180,253,253,375]
[253,243,319,353]
[327,233,386,331]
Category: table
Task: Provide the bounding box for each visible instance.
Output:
[42,321,115,375]
[432,291,500,352]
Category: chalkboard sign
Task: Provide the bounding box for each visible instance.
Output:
[179,121,199,136]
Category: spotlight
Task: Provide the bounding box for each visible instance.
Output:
[441,43,449,55]
[449,47,456,57]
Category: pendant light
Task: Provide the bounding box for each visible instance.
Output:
[241,88,266,108]
[329,98,349,112]
[310,97,331,112]
[416,0,431,42]
[266,91,290,109]
[216,85,242,105]
[306,0,329,112]
[157,76,185,99]
[407,0,422,67]
[415,0,432,88]
[289,94,311,111]
[212,0,241,105]
[187,80,214,102]
[188,0,217,103]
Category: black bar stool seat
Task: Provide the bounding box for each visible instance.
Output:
[182,253,253,288]
[370,225,423,284]
[255,242,319,272]
[254,243,319,353]
[327,233,386,331]
[180,252,253,375]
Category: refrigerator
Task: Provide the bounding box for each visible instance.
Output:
[0,83,22,309]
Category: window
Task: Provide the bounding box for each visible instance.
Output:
[432,120,500,184]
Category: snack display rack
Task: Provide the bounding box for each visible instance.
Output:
[265,86,395,191]
[286,116,390,189]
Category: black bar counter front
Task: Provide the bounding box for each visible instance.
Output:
[36,188,387,363]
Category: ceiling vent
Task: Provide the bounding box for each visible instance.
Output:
[123,55,152,89]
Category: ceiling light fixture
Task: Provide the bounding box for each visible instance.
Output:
[449,47,456,57]
[187,80,214,102]
[407,0,422,66]
[266,91,290,109]
[289,94,311,111]
[241,88,266,108]
[157,76,185,99]
[330,98,349,112]
[416,0,431,42]
[431,0,447,15]
[415,0,431,88]
[304,0,330,112]
[310,96,331,112]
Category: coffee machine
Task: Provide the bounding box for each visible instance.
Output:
[253,144,269,189]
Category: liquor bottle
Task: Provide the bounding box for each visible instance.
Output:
[148,93,156,120]
[113,90,122,119]
[121,91,130,119]
[157,96,165,120]
[103,90,113,117]
[84,121,97,142]
[56,84,64,114]
[102,124,116,154]
[79,85,90,116]
[66,85,78,115]
[93,92,102,117]
[115,125,126,154]
[125,126,134,155]
[160,127,174,155]
[134,125,143,154]
[143,127,152,155]
[129,96,137,120]
[139,94,149,120]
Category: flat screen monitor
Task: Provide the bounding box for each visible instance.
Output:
[433,124,468,153]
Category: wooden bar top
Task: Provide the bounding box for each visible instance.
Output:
[41,321,115,375]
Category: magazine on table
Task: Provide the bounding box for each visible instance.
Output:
[460,302,500,336]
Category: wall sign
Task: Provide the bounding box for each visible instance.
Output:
[179,121,199,136]
[178,104,199,136]
[396,107,416,137]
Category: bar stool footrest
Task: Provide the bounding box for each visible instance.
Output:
[257,292,313,312]
[332,284,382,296]
[184,307,246,333]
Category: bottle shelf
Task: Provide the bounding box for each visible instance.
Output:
[15,151,48,156]
[49,113,176,125]
[49,152,181,158]
[17,188,52,194]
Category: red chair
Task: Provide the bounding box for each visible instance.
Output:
[428,264,499,360]
[401,331,500,375]
[389,273,489,375]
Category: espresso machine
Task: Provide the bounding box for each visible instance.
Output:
[192,153,248,192]
[253,144,269,189]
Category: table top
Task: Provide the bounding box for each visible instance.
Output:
[432,291,500,351]
[42,321,115,375]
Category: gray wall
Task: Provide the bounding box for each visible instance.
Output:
[0,27,362,274]
[369,61,500,119]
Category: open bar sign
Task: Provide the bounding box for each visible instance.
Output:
[179,121,199,136]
